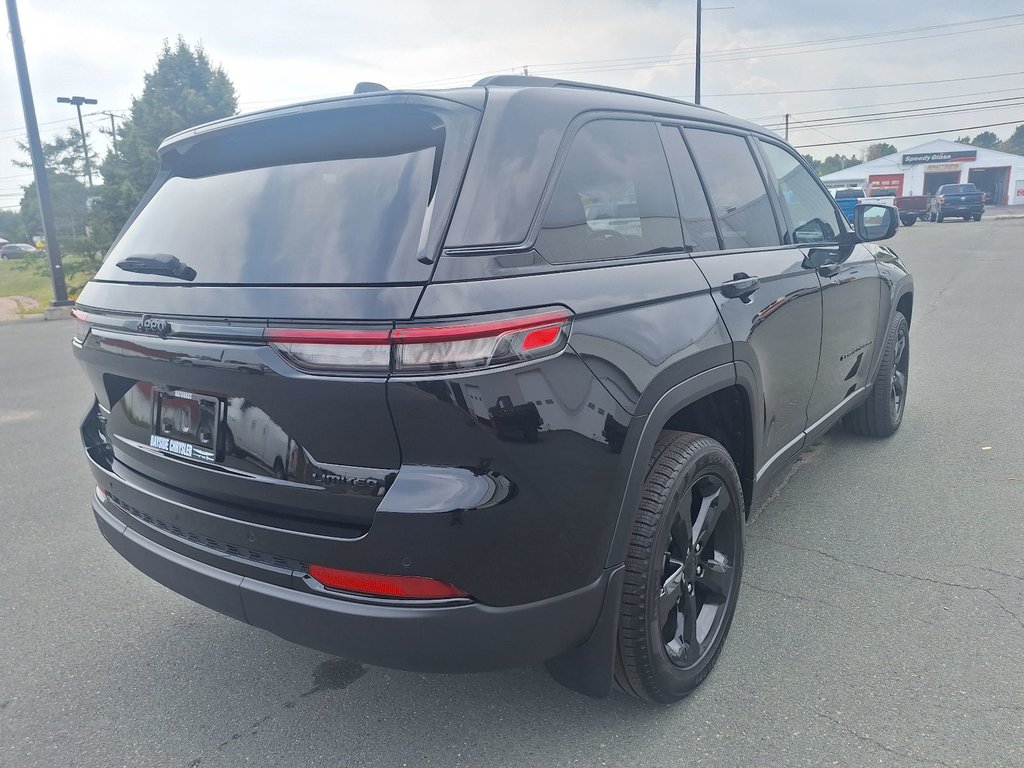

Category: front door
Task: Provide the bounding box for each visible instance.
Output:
[757,139,882,430]
[682,128,823,475]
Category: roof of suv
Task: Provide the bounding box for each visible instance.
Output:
[159,75,775,153]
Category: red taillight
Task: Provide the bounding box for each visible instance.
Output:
[308,564,468,600]
[521,324,561,351]
[266,308,572,375]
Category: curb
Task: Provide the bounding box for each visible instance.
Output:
[993,214,1024,220]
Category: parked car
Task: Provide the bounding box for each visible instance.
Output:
[0,242,40,259]
[73,76,913,703]
[929,183,985,222]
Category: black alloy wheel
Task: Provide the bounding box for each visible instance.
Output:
[616,431,744,703]
[890,320,908,425]
[844,310,910,437]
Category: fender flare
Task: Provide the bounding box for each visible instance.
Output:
[604,362,759,569]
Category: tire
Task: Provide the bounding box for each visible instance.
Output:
[843,311,909,438]
[900,215,916,227]
[615,431,745,703]
[973,214,982,222]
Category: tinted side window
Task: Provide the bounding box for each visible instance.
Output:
[759,141,842,245]
[685,129,780,250]
[536,120,683,264]
[659,126,720,252]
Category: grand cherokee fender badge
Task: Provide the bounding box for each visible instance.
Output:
[137,315,172,338]
[839,340,872,362]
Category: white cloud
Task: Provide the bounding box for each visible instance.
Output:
[1,0,1021,208]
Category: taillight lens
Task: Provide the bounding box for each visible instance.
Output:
[266,308,572,376]
[392,310,571,373]
[71,307,91,343]
[265,328,391,373]
[308,564,468,600]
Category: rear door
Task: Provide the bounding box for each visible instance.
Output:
[677,127,823,478]
[74,96,481,533]
[757,138,882,427]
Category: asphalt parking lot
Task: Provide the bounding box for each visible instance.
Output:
[2,217,1022,767]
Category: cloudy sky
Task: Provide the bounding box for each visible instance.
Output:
[2,0,1022,208]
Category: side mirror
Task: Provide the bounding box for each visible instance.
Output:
[854,203,898,242]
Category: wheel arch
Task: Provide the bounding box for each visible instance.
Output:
[896,290,913,326]
[604,363,759,570]
[548,363,759,699]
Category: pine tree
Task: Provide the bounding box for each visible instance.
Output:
[93,38,237,246]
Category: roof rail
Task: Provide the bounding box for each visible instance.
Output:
[473,74,702,109]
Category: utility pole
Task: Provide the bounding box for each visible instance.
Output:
[5,0,69,306]
[785,113,790,141]
[694,1,733,106]
[57,95,98,187]
[695,0,702,105]
[100,110,119,152]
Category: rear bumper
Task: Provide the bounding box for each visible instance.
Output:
[92,495,614,672]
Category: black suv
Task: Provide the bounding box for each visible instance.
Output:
[74,76,913,703]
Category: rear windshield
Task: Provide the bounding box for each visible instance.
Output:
[833,188,865,200]
[95,101,479,285]
[940,184,977,194]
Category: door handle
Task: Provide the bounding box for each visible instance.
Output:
[721,273,760,301]
[817,263,842,278]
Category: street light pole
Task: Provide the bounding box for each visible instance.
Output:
[57,95,98,187]
[5,0,69,306]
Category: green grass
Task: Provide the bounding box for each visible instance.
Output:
[0,254,97,311]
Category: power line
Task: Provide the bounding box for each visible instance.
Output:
[398,13,1024,89]
[762,96,1024,130]
[780,102,1024,132]
[706,69,1024,98]
[529,20,1024,78]
[793,119,1024,149]
[746,86,1024,122]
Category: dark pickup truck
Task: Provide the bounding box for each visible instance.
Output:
[929,183,985,222]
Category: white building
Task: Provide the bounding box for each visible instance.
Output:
[819,139,1024,206]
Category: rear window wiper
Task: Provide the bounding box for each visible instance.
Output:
[115,253,197,281]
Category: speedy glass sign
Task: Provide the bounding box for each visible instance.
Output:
[901,150,977,165]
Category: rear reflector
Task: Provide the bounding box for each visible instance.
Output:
[266,308,572,375]
[308,564,468,600]
[71,307,91,343]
